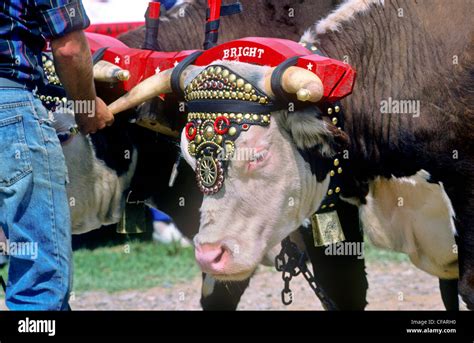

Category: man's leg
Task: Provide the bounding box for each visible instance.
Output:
[0,90,72,310]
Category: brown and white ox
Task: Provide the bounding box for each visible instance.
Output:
[108,0,473,309]
[177,60,460,282]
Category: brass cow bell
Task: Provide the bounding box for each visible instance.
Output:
[311,211,345,247]
[117,192,149,234]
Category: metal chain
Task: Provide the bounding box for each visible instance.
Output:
[275,237,338,310]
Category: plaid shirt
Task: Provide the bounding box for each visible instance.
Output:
[0,0,90,87]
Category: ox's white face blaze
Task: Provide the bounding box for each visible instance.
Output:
[181,61,332,281]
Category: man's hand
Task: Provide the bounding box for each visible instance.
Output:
[75,97,114,135]
[52,31,114,134]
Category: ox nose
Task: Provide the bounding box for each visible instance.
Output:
[195,243,230,273]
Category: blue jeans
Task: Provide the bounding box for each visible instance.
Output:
[0,88,71,310]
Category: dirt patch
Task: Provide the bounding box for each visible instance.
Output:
[1,260,461,310]
[63,261,454,310]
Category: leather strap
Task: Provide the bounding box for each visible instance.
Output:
[143,9,161,51]
[204,2,242,50]
[92,47,108,65]
[205,2,242,18]
[270,55,302,106]
[170,51,203,99]
[205,19,220,33]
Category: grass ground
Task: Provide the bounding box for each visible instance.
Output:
[71,240,199,292]
[0,240,199,294]
[0,238,407,295]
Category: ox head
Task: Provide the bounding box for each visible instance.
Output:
[109,59,349,281]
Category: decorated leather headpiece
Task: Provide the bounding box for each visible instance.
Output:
[183,65,273,194]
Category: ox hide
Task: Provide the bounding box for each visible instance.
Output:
[118,0,343,51]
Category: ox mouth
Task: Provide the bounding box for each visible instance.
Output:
[208,269,256,282]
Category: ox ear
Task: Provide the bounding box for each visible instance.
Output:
[180,129,196,171]
[279,107,349,157]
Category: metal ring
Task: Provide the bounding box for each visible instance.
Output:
[185,122,197,140]
[214,116,230,135]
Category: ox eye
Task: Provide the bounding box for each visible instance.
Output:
[248,149,269,171]
[251,151,267,162]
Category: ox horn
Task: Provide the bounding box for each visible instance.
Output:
[93,60,130,82]
[107,65,199,115]
[107,66,199,138]
[108,69,173,115]
[265,66,324,103]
